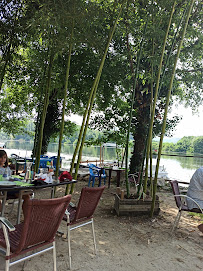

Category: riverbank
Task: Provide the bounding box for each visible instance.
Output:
[4,146,203,183]
[1,180,202,271]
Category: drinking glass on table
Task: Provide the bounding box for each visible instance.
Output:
[25,161,33,182]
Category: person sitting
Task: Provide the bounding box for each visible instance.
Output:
[0,149,12,176]
[187,167,203,234]
[187,167,203,211]
[0,150,18,211]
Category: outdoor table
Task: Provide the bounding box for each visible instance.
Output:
[103,167,125,188]
[0,179,77,224]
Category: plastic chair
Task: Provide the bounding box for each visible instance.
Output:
[40,155,49,158]
[170,180,203,233]
[50,156,62,169]
[0,194,71,271]
[88,164,106,187]
[63,186,105,269]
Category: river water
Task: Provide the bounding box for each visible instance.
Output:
[4,141,203,183]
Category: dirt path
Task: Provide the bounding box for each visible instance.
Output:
[0,180,202,271]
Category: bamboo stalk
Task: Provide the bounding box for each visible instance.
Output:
[70,72,101,194]
[56,19,74,180]
[150,0,195,217]
[69,1,124,177]
[143,1,176,193]
[34,52,55,172]
[158,1,190,96]
[70,1,126,194]
[149,39,154,196]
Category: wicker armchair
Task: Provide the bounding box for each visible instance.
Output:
[0,194,71,271]
[63,186,105,269]
[170,180,203,233]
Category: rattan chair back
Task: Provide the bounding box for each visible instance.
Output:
[72,186,105,224]
[16,195,71,254]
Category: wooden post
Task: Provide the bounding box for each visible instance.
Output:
[116,187,121,195]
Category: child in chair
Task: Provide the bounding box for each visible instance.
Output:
[0,150,12,176]
[0,150,17,212]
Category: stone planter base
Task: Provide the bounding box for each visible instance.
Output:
[114,194,160,216]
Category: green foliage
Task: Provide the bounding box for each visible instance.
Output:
[152,136,203,154]
[193,137,203,154]
[0,0,202,172]
[174,136,195,152]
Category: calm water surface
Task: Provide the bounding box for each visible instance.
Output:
[5,141,203,183]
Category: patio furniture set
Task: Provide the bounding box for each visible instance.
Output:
[0,158,202,270]
[87,163,125,188]
[0,159,105,270]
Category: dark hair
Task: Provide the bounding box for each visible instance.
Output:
[0,150,8,167]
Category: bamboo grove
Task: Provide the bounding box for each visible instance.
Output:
[0,0,202,216]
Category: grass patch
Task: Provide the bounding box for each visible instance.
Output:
[189,212,203,222]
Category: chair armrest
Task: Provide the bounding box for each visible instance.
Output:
[0,217,15,232]
[176,181,189,185]
[167,180,189,185]
[174,195,203,213]
[92,165,101,170]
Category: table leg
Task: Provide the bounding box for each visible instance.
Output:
[98,170,102,187]
[1,191,7,216]
[108,169,112,188]
[17,190,24,224]
[117,170,121,187]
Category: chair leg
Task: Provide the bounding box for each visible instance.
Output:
[5,259,9,271]
[103,177,106,186]
[172,210,182,234]
[53,241,57,271]
[17,190,24,224]
[92,177,95,187]
[91,218,97,255]
[67,225,71,269]
[88,176,91,187]
[1,191,7,216]
[7,199,16,216]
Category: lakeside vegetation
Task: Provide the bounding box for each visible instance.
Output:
[1,127,202,155]
[152,136,203,154]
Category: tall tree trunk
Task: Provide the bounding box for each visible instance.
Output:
[32,61,49,158]
[143,1,176,193]
[129,91,150,174]
[41,90,59,154]
[125,14,149,197]
[34,51,55,172]
[56,19,74,181]
[0,41,12,91]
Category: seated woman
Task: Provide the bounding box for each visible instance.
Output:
[0,150,18,211]
[187,167,203,211]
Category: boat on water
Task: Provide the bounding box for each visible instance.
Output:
[147,165,168,179]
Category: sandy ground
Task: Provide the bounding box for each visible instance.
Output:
[0,178,202,271]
